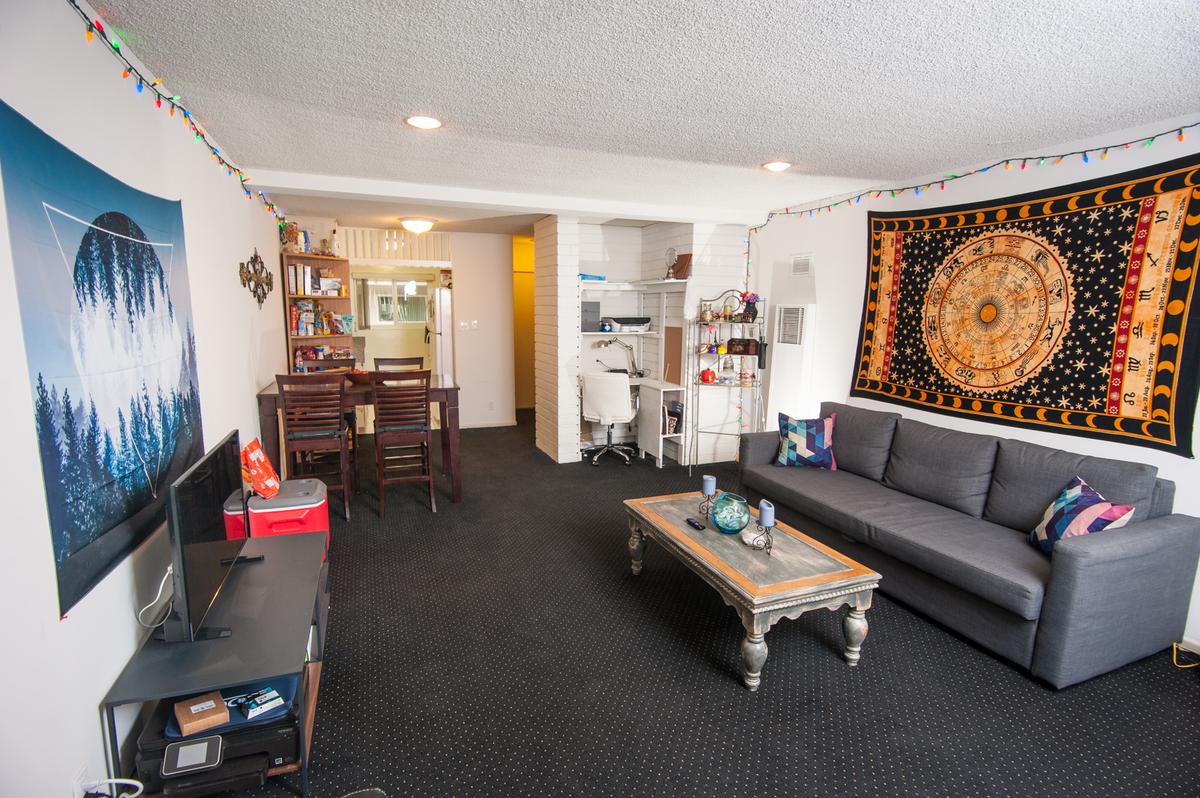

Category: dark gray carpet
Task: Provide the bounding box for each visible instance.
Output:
[234,412,1200,797]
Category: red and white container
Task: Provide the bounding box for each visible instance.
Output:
[224,489,247,540]
[247,478,330,555]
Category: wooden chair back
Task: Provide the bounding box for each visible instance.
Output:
[375,356,425,371]
[371,369,431,433]
[277,373,347,440]
[300,357,355,373]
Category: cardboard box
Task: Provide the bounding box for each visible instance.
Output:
[173,690,230,737]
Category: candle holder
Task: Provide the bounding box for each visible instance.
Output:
[740,522,775,557]
[699,475,717,518]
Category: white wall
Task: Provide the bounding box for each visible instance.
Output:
[449,232,516,428]
[0,1,284,790]
[754,116,1200,645]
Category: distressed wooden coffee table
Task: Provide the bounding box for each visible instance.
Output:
[624,492,881,690]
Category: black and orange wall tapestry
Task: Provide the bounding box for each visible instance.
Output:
[851,153,1200,455]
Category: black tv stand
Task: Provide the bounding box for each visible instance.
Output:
[104,534,328,798]
[191,626,233,640]
[221,553,266,567]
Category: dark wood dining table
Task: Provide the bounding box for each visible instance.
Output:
[257,376,462,503]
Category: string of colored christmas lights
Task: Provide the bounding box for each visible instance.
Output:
[740,118,1200,284]
[63,0,286,227]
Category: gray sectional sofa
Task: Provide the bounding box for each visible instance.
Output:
[738,401,1200,688]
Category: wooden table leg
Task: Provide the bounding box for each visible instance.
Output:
[843,607,869,666]
[741,625,769,692]
[439,394,462,503]
[627,517,645,575]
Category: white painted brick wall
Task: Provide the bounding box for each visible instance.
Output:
[534,216,583,462]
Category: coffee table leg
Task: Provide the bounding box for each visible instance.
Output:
[627,519,645,575]
[741,629,768,691]
[843,607,869,666]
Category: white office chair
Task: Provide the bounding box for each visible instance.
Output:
[582,371,637,466]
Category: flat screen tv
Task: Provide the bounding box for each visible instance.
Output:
[161,430,247,642]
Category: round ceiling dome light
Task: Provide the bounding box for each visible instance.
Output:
[762,161,792,172]
[405,115,442,130]
[400,219,435,234]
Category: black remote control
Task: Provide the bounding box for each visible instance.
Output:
[686,517,706,530]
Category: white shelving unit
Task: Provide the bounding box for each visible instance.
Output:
[636,379,686,467]
[578,278,688,466]
[686,290,767,472]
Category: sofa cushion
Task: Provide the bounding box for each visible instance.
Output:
[819,402,899,481]
[984,438,1158,530]
[1029,476,1135,554]
[882,419,999,518]
[742,464,904,544]
[743,464,1049,619]
[774,412,837,469]
[864,503,1051,620]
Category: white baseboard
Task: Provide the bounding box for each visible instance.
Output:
[1181,636,1200,654]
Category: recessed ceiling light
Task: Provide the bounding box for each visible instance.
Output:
[401,219,435,234]
[405,115,442,130]
[762,161,792,172]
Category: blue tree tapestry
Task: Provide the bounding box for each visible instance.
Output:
[0,100,203,614]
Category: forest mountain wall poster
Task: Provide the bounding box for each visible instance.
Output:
[851,153,1200,456]
[0,100,203,614]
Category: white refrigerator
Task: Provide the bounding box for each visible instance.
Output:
[426,287,455,384]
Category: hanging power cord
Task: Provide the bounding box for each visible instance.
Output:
[136,565,173,628]
[82,777,144,798]
[1171,642,1199,669]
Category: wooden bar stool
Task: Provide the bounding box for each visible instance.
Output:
[374,356,424,371]
[374,356,427,471]
[277,373,353,521]
[371,369,435,516]
[300,357,359,477]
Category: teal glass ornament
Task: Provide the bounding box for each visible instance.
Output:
[711,493,750,534]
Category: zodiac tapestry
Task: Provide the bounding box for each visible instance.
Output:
[0,100,203,613]
[850,152,1200,456]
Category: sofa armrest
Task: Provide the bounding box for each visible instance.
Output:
[1031,513,1200,688]
[738,431,780,468]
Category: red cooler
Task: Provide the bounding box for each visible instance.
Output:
[247,478,330,555]
[224,489,247,540]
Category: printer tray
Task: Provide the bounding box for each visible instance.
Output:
[162,754,267,797]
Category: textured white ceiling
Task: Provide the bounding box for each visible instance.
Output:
[99,0,1200,215]
[274,192,544,234]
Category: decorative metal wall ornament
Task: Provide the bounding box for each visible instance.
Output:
[239,248,273,307]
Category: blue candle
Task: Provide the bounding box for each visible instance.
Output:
[759,499,775,528]
[702,474,716,497]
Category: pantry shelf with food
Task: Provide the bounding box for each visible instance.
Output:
[280,252,354,371]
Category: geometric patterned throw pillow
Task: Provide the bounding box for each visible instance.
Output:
[774,412,837,470]
[1029,475,1135,555]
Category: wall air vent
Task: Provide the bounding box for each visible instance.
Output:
[776,305,806,346]
[791,254,813,277]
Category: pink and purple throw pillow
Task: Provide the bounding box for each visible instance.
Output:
[1029,476,1134,554]
[774,412,837,470]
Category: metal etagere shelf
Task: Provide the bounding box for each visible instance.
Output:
[686,289,767,473]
